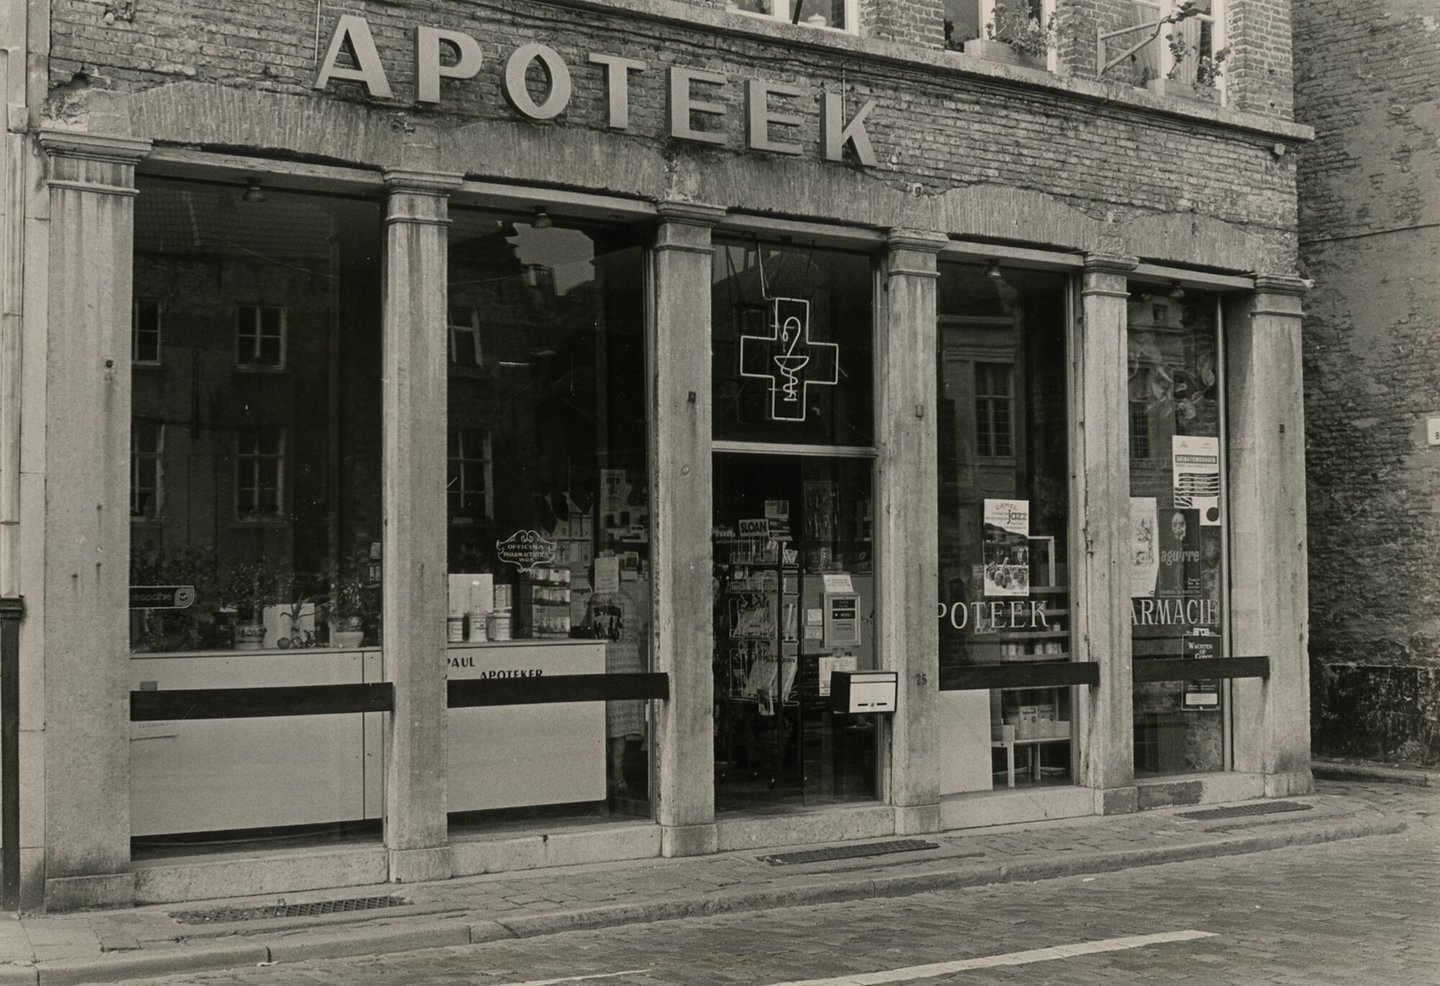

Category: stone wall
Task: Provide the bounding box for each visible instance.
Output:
[1294,0,1440,763]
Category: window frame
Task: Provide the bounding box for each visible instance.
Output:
[448,307,483,367]
[235,303,287,371]
[130,419,163,521]
[727,0,860,35]
[447,426,494,524]
[235,424,285,521]
[133,299,162,366]
[973,361,1016,459]
[1129,0,1226,91]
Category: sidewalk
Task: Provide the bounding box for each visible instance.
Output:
[0,779,1430,986]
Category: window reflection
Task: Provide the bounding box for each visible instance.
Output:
[1127,288,1226,775]
[936,262,1073,793]
[444,208,652,821]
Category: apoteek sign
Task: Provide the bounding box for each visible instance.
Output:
[313,15,880,166]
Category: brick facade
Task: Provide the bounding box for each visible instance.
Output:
[1294,0,1440,762]
[43,0,1305,271]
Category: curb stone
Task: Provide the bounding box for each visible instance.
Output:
[264,921,472,963]
[20,808,1413,985]
[1312,761,1435,787]
[37,944,268,986]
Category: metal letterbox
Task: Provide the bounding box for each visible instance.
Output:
[829,670,897,714]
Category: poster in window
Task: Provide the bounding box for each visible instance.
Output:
[982,499,1030,598]
[1182,630,1220,710]
[1172,435,1221,526]
[1130,497,1159,598]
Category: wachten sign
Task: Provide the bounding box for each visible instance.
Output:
[313,15,881,166]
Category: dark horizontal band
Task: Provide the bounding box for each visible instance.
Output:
[1133,656,1270,682]
[940,661,1100,691]
[130,682,395,721]
[449,672,669,708]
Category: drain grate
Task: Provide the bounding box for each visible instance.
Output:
[1176,801,1312,822]
[761,839,939,866]
[172,894,409,925]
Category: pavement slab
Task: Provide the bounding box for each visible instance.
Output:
[2,780,1434,986]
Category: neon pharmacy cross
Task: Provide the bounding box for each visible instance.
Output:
[739,298,839,423]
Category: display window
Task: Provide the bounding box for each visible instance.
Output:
[935,261,1075,794]
[128,175,384,845]
[1127,287,1227,775]
[710,236,879,811]
[444,207,653,823]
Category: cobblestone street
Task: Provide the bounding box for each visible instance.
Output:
[130,782,1438,986]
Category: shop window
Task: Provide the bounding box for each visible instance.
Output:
[129,176,383,847]
[133,299,162,365]
[447,426,493,522]
[446,207,651,822]
[235,425,284,520]
[236,303,285,369]
[131,419,163,520]
[1127,287,1226,775]
[728,0,858,33]
[936,261,1074,795]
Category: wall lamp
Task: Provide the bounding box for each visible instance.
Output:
[985,259,1003,279]
[1168,280,1186,299]
[241,177,266,203]
[531,207,554,229]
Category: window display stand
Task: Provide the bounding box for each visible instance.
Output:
[713,538,802,791]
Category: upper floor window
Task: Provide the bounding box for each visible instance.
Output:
[133,300,162,365]
[447,426,493,523]
[945,0,1055,67]
[449,307,482,367]
[131,419,163,520]
[236,304,285,369]
[1126,0,1225,89]
[729,0,858,33]
[236,425,284,520]
[975,362,1015,458]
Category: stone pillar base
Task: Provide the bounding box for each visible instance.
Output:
[388,847,453,884]
[1265,770,1314,798]
[44,872,133,912]
[1095,786,1139,816]
[893,803,941,835]
[660,822,718,858]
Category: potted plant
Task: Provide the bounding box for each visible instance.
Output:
[219,561,289,650]
[1148,34,1230,102]
[325,558,376,648]
[963,0,1056,69]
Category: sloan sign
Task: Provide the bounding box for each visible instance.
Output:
[313,15,880,166]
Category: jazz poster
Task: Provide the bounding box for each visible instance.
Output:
[982,499,1030,598]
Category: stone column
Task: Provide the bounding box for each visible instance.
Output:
[651,201,724,857]
[37,130,150,909]
[1075,254,1138,814]
[876,230,948,834]
[1226,276,1311,797]
[381,168,462,882]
